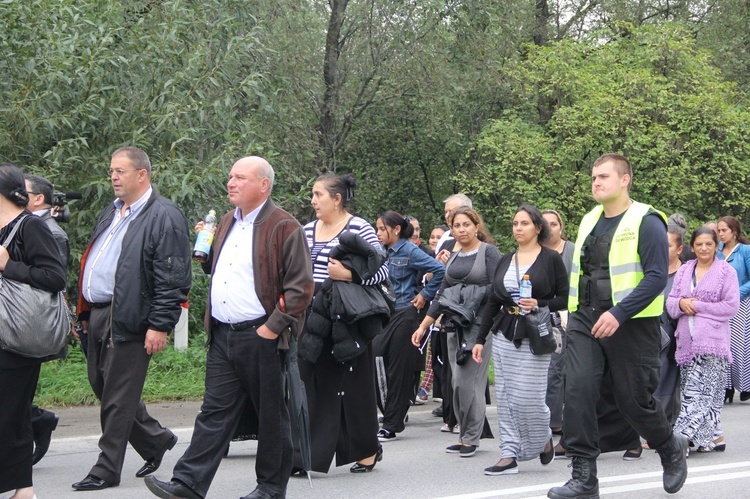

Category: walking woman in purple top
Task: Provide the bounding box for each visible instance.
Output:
[667,227,740,453]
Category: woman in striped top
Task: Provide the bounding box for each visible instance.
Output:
[297,173,388,474]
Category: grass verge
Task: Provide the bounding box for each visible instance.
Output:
[35,336,208,407]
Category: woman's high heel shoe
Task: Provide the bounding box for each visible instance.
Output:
[350,445,383,473]
[725,388,735,404]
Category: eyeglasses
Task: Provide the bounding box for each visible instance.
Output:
[108,168,142,177]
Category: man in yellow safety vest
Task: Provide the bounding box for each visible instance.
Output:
[548,154,687,499]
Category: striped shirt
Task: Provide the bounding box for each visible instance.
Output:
[304,216,388,285]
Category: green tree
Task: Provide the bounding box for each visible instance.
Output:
[464,24,750,251]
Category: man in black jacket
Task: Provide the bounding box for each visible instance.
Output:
[24,173,70,465]
[72,147,192,491]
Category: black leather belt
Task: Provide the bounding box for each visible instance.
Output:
[90,302,111,309]
[214,316,267,331]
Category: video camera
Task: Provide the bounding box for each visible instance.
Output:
[50,191,83,223]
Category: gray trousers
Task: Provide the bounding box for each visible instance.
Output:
[447,332,492,446]
[87,306,174,483]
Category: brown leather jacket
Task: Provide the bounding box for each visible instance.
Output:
[202,200,314,350]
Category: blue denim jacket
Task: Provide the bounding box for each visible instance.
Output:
[718,242,750,300]
[387,239,445,310]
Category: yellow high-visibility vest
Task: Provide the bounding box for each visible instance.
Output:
[568,201,666,318]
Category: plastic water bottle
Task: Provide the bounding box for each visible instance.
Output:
[519,274,532,315]
[193,210,217,262]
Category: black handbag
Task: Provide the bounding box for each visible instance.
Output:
[515,252,557,356]
[0,215,70,358]
[522,306,558,355]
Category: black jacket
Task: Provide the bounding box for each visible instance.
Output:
[329,230,387,283]
[77,190,192,342]
[300,233,391,363]
[476,246,568,346]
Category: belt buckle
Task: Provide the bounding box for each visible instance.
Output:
[508,306,520,315]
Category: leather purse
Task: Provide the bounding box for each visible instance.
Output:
[0,216,70,358]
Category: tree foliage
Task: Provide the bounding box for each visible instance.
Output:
[464,23,750,251]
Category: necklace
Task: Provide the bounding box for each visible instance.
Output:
[320,215,349,237]
[555,239,565,253]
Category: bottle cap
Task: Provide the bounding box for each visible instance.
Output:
[523,274,530,279]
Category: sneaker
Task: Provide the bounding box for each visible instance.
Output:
[432,397,442,403]
[459,445,477,457]
[415,387,429,405]
[432,407,444,418]
[377,429,397,442]
[440,423,454,433]
[446,444,462,453]
[484,459,518,475]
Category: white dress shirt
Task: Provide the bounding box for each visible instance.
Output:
[210,202,267,323]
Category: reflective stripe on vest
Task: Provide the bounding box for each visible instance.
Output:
[568,201,666,318]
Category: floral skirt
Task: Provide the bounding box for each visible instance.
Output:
[675,355,726,448]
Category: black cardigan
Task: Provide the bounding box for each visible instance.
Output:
[476,246,569,345]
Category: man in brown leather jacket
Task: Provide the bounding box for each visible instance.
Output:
[145,156,313,499]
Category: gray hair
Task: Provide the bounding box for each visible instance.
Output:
[443,193,472,208]
[252,156,275,191]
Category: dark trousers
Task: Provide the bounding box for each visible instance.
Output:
[563,308,672,460]
[374,306,420,433]
[173,324,291,497]
[87,306,174,483]
[0,362,40,493]
[439,329,458,427]
[431,329,443,399]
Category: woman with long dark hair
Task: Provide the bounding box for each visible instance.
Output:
[374,211,444,440]
[667,228,739,452]
[716,216,750,401]
[472,205,568,475]
[298,173,388,473]
[412,207,501,458]
[0,164,66,499]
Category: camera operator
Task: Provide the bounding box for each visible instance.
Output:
[24,174,70,466]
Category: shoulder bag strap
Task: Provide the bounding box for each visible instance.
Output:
[1,214,29,248]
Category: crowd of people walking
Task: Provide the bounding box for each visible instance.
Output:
[2,150,750,499]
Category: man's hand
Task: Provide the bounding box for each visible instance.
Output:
[144,329,168,355]
[256,324,279,340]
[591,311,621,338]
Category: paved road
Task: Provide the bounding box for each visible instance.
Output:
[13,399,750,498]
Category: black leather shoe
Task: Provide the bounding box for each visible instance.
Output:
[240,488,280,499]
[33,413,59,465]
[136,433,178,478]
[547,457,599,499]
[144,476,202,499]
[656,434,688,494]
[350,445,383,473]
[725,388,735,404]
[741,391,750,401]
[72,474,118,491]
